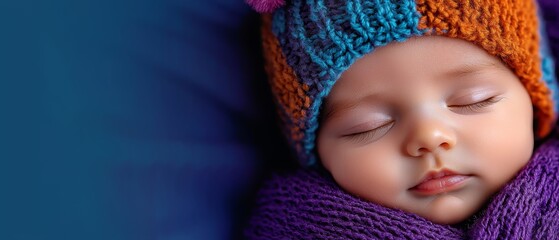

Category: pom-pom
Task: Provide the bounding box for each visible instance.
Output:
[246,0,285,13]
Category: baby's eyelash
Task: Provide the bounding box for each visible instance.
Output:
[344,121,394,144]
[449,96,502,113]
[341,97,500,143]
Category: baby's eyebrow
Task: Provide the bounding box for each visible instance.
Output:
[321,94,379,123]
[441,60,501,79]
[321,100,356,123]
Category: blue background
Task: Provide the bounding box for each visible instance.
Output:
[2,0,557,239]
[1,0,291,239]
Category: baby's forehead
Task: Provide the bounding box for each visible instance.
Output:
[320,37,521,120]
[341,37,505,76]
[335,38,508,88]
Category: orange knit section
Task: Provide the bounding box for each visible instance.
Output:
[416,0,554,137]
[261,14,310,144]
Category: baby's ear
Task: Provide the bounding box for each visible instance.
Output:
[245,0,285,13]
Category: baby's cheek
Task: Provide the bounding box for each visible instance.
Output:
[460,101,533,192]
[474,126,533,193]
[328,146,407,206]
[490,148,532,190]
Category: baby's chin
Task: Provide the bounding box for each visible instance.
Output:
[411,194,481,225]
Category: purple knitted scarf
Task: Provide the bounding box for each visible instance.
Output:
[245,137,559,239]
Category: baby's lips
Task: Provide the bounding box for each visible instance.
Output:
[410,168,472,195]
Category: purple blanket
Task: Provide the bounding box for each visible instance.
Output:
[245,136,559,239]
[244,1,559,238]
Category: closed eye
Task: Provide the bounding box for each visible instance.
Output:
[448,96,502,113]
[343,121,395,144]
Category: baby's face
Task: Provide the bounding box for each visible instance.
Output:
[317,36,534,224]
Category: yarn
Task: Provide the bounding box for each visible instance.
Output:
[260,0,558,166]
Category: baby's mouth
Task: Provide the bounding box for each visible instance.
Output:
[410,169,472,195]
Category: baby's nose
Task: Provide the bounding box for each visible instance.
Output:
[404,116,457,157]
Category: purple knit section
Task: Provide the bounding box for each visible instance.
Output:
[245,170,464,239]
[468,137,559,239]
[539,0,559,79]
[245,137,559,239]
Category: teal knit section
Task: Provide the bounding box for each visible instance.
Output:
[272,0,424,165]
[538,6,559,119]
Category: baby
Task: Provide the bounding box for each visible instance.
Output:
[317,35,537,224]
[246,0,559,238]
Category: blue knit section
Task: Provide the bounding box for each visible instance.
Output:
[272,0,424,165]
[537,6,559,119]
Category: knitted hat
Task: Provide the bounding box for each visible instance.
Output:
[249,0,558,166]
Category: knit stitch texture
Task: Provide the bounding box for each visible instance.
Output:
[262,0,558,166]
[245,137,559,239]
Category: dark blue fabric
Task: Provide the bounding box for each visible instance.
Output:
[1,0,290,239]
[539,0,559,80]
